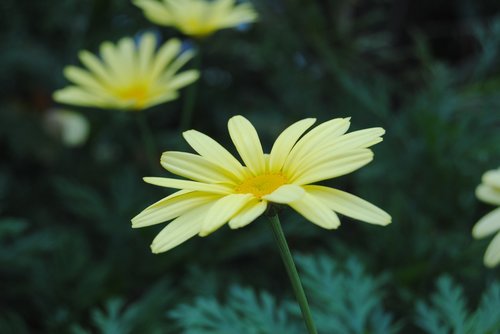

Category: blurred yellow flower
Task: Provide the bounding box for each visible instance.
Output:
[132,115,391,253]
[53,33,199,111]
[133,0,258,38]
[472,167,500,267]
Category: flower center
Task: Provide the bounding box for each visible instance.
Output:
[116,84,149,108]
[235,174,288,198]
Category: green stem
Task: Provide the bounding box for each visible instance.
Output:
[136,112,158,172]
[180,45,202,130]
[268,213,318,334]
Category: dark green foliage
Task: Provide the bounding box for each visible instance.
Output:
[170,286,301,334]
[416,276,500,334]
[295,255,398,334]
[170,255,397,334]
[1,0,500,333]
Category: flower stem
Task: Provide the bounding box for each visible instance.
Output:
[180,45,202,130]
[267,213,318,334]
[136,112,158,172]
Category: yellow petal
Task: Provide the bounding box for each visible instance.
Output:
[150,203,213,253]
[284,118,351,176]
[141,92,178,110]
[149,38,181,80]
[268,118,316,173]
[229,199,267,229]
[53,87,110,107]
[138,33,156,78]
[163,49,195,78]
[289,192,340,229]
[291,149,374,185]
[335,127,385,149]
[133,0,174,26]
[200,194,253,236]
[482,169,500,189]
[100,41,127,82]
[63,66,106,92]
[143,177,232,194]
[183,130,247,180]
[472,207,500,239]
[476,184,500,206]
[78,50,114,86]
[132,191,219,228]
[228,115,266,175]
[116,37,136,80]
[484,232,500,268]
[166,70,199,90]
[304,185,391,226]
[161,151,237,183]
[262,184,305,204]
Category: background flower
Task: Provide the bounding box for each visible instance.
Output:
[133,0,258,38]
[43,108,90,147]
[472,168,500,267]
[132,115,390,253]
[53,33,199,110]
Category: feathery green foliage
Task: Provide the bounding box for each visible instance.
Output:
[416,276,500,334]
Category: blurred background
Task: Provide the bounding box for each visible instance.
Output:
[1,0,500,333]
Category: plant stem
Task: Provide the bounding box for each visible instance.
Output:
[136,112,158,172]
[180,45,202,130]
[267,213,318,334]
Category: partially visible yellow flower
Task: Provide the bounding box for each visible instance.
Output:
[472,167,500,267]
[132,115,391,253]
[133,0,258,38]
[53,33,199,110]
[44,109,90,147]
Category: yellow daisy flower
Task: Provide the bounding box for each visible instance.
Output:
[472,167,500,267]
[133,115,391,253]
[53,33,199,111]
[133,0,258,38]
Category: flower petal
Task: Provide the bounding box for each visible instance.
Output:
[132,191,218,228]
[161,151,237,183]
[200,194,253,236]
[268,118,316,173]
[138,33,156,77]
[150,203,212,254]
[283,118,351,176]
[302,128,385,170]
[183,129,247,180]
[53,87,111,108]
[164,49,196,78]
[78,50,114,86]
[166,70,199,90]
[484,232,500,267]
[149,38,181,80]
[476,184,500,206]
[262,184,305,204]
[63,66,106,92]
[304,185,391,226]
[133,0,174,26]
[291,149,374,185]
[143,177,232,194]
[289,192,340,229]
[100,41,128,82]
[228,115,266,175]
[472,207,500,239]
[482,169,500,189]
[229,199,267,229]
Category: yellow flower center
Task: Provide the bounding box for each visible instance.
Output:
[235,174,288,198]
[116,84,149,109]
